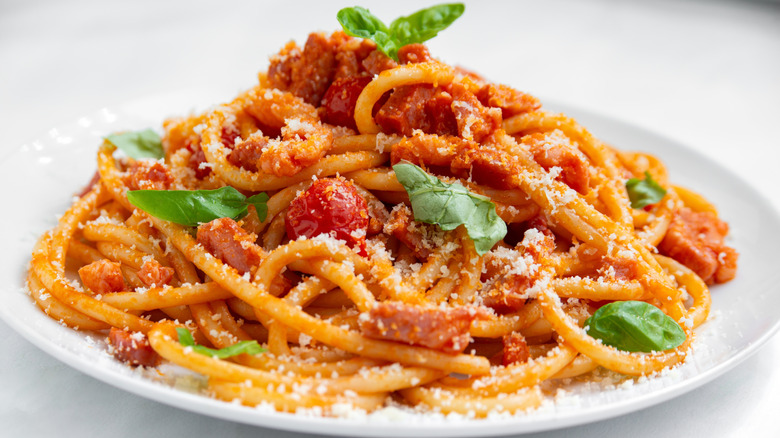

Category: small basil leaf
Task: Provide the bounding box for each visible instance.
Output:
[389,3,465,47]
[337,7,398,59]
[584,301,686,352]
[106,129,164,160]
[127,186,267,227]
[393,162,506,255]
[176,328,266,359]
[626,171,666,209]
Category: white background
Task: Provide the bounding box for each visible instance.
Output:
[1,0,779,436]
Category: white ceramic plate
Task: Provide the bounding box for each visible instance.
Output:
[1,93,779,437]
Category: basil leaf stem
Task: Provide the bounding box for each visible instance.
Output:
[393,162,506,255]
[176,328,266,359]
[337,3,464,61]
[127,186,268,227]
[626,171,666,209]
[106,129,164,160]
[584,301,686,352]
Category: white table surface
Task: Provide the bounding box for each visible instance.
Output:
[1,0,779,437]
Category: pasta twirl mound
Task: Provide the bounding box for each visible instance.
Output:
[27,22,738,416]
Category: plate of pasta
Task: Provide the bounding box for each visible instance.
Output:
[2,4,780,437]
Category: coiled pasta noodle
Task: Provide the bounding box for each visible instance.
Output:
[27,30,736,417]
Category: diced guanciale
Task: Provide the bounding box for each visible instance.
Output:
[261,121,334,177]
[384,204,434,259]
[390,133,469,168]
[78,259,127,294]
[359,301,484,354]
[450,83,502,143]
[502,332,530,366]
[522,133,590,194]
[659,207,738,284]
[269,33,337,106]
[376,70,502,142]
[376,84,458,136]
[333,38,375,79]
[267,41,299,93]
[390,133,521,190]
[197,217,264,274]
[570,239,640,281]
[454,147,519,190]
[123,161,173,191]
[361,49,398,75]
[226,136,267,172]
[598,255,639,281]
[520,217,556,258]
[476,83,541,118]
[137,258,175,288]
[108,327,159,367]
[481,273,533,313]
[186,141,212,179]
[187,122,243,180]
[480,218,553,313]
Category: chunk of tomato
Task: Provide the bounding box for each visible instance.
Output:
[285,177,369,255]
[320,76,371,131]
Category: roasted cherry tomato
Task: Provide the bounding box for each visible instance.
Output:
[285,177,369,255]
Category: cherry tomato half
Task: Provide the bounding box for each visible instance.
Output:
[285,177,369,255]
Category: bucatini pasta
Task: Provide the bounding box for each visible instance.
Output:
[27,4,737,417]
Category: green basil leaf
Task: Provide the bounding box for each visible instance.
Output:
[245,192,270,223]
[337,3,464,61]
[584,301,686,352]
[372,32,401,61]
[393,162,506,255]
[127,186,268,227]
[176,328,266,359]
[389,3,465,47]
[626,171,666,208]
[337,6,398,59]
[106,129,164,159]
